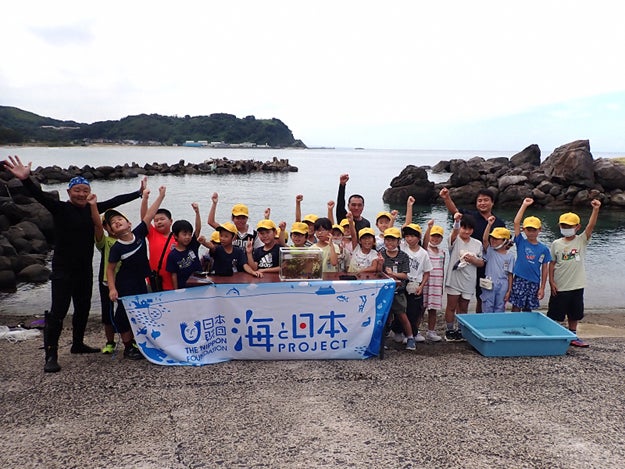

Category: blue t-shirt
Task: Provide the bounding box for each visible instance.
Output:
[108,221,150,297]
[483,246,515,282]
[166,236,202,289]
[253,244,281,269]
[212,245,247,276]
[513,234,552,284]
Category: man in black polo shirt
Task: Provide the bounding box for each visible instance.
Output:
[439,187,506,313]
[335,173,371,233]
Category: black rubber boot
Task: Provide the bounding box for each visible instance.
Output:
[43,311,62,372]
[44,347,61,373]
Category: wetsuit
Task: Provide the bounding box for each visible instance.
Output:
[21,177,141,354]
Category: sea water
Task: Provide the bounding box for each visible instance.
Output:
[1,145,624,313]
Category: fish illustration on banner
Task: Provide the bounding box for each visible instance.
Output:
[121,278,395,366]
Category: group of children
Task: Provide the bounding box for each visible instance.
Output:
[438,192,601,348]
[93,178,602,360]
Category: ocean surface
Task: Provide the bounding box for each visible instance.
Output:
[1,145,624,313]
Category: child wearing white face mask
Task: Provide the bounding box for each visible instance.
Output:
[422,220,447,342]
[480,220,515,313]
[547,199,601,348]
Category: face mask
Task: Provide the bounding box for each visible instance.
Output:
[560,228,576,237]
[385,246,399,253]
[429,240,441,247]
[492,242,506,250]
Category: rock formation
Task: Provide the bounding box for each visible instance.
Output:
[384,140,625,209]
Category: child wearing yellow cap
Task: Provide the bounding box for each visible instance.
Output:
[510,198,552,313]
[346,212,381,273]
[480,218,515,313]
[547,199,602,347]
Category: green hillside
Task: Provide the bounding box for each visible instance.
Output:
[0,106,303,147]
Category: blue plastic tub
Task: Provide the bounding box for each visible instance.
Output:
[456,312,577,357]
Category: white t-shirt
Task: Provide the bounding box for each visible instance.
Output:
[348,245,379,273]
[400,240,433,284]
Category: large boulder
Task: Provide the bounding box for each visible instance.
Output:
[383,165,435,204]
[17,264,51,283]
[510,144,541,168]
[540,140,595,187]
[594,158,625,191]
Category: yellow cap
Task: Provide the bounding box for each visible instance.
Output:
[256,219,277,231]
[402,223,422,236]
[290,222,308,235]
[523,216,542,229]
[376,211,392,222]
[231,204,249,217]
[332,224,345,234]
[383,227,402,239]
[217,222,238,235]
[339,218,350,227]
[302,214,318,224]
[430,225,444,236]
[358,227,376,239]
[210,231,221,243]
[559,212,580,226]
[490,227,511,240]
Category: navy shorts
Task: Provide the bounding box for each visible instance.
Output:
[547,288,584,322]
[510,276,540,311]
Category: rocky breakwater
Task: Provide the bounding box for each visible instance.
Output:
[383,140,625,209]
[0,156,297,290]
[0,172,52,289]
[25,157,298,184]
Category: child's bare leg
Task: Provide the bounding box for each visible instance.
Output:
[445,294,459,325]
[427,308,437,331]
[457,297,470,314]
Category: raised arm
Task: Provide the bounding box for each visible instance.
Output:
[207,192,220,229]
[295,194,303,222]
[88,193,104,243]
[327,200,335,224]
[192,202,201,237]
[423,219,433,249]
[142,186,166,225]
[347,211,358,249]
[336,174,349,222]
[584,199,601,239]
[450,211,462,246]
[483,216,495,251]
[439,187,459,215]
[403,196,415,227]
[514,198,533,237]
[98,176,146,213]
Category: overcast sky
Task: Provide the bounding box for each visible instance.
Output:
[3,1,625,152]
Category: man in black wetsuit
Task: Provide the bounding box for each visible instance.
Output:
[4,155,145,372]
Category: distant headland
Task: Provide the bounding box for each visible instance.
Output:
[0,106,306,149]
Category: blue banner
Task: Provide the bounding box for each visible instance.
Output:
[121,278,395,366]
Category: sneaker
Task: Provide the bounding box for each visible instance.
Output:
[405,337,416,350]
[392,332,406,343]
[414,332,426,343]
[445,329,457,342]
[426,330,442,342]
[454,329,465,342]
[123,343,145,360]
[101,341,116,354]
[70,343,99,354]
[571,338,590,348]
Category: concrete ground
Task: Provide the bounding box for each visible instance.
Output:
[1,311,625,469]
